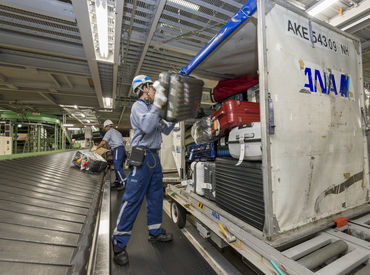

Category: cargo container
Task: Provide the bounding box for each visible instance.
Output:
[167,0,370,274]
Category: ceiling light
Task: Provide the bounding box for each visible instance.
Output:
[307,0,337,16]
[103,97,113,109]
[168,0,200,11]
[63,124,74,127]
[98,108,113,112]
[80,113,86,118]
[74,105,78,109]
[86,120,91,123]
[68,127,82,130]
[95,0,109,58]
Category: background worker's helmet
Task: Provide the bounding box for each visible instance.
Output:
[132,75,153,97]
[103,119,113,128]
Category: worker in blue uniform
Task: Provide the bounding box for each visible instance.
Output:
[112,75,175,265]
[96,120,126,190]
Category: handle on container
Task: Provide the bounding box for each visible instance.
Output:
[212,110,225,120]
[361,107,369,136]
[268,93,275,135]
[244,108,260,114]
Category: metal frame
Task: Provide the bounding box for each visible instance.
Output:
[266,0,369,240]
[0,0,368,128]
[257,0,274,240]
[167,183,370,275]
[112,0,124,106]
[167,184,311,275]
[91,171,111,275]
[118,0,167,125]
[0,111,67,154]
[71,0,105,108]
[131,0,167,93]
[0,29,85,60]
[329,0,370,28]
[1,0,75,22]
[0,111,61,125]
[165,2,370,273]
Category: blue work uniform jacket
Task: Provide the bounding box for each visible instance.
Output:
[130,99,175,149]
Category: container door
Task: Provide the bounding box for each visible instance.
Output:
[264,1,369,235]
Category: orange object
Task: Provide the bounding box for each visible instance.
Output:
[340,8,343,16]
[82,160,88,169]
[333,217,348,228]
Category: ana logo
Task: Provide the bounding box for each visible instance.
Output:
[300,60,353,99]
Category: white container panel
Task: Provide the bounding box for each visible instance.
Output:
[265,4,368,234]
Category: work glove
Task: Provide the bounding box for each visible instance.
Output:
[153,80,168,109]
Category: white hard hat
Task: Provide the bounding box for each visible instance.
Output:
[103,119,113,128]
[132,75,153,96]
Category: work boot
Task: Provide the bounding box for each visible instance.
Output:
[110,181,120,189]
[117,178,127,191]
[116,184,125,191]
[148,228,173,242]
[112,241,129,265]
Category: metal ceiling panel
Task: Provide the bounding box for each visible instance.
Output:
[0,4,81,44]
[0,0,369,129]
[98,62,114,98]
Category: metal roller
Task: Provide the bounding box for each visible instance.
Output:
[297,240,348,270]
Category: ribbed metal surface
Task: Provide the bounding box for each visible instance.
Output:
[98,62,114,98]
[0,151,104,274]
[0,4,81,44]
[215,157,264,230]
[117,0,244,99]
[203,162,215,201]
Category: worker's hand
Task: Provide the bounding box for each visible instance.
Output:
[153,81,167,109]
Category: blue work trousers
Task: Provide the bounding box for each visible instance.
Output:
[113,151,163,248]
[113,145,126,185]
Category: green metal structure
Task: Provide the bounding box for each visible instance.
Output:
[0,111,73,155]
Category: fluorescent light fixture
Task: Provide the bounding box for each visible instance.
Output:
[63,124,74,127]
[95,0,109,58]
[168,0,200,11]
[307,0,337,16]
[74,105,78,109]
[17,124,22,128]
[80,113,86,118]
[98,108,113,112]
[86,120,91,123]
[68,127,82,130]
[103,97,113,108]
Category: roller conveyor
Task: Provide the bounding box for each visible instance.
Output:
[0,151,105,274]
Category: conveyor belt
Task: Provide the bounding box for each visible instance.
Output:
[0,151,105,274]
[110,186,216,274]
